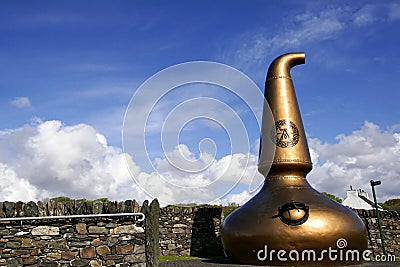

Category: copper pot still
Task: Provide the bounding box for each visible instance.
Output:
[221,53,368,266]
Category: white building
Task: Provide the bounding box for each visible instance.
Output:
[342,186,383,210]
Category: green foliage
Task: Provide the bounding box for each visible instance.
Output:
[322,192,343,203]
[49,196,109,204]
[50,196,74,202]
[222,203,240,219]
[384,198,400,207]
[93,198,109,204]
[169,203,198,207]
[379,198,400,211]
[158,256,199,262]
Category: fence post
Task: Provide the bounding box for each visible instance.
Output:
[143,199,160,267]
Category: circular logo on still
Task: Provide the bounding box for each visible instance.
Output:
[271,120,300,148]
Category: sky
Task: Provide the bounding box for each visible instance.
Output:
[0,1,400,205]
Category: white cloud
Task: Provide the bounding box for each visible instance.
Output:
[0,119,263,205]
[0,119,398,205]
[0,163,39,201]
[132,143,264,205]
[388,3,400,22]
[352,4,377,26]
[308,121,400,202]
[0,120,147,202]
[219,190,253,206]
[10,96,31,108]
[231,3,400,69]
[233,8,344,66]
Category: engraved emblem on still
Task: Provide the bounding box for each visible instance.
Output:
[271,119,300,148]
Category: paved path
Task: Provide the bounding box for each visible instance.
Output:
[160,258,399,267]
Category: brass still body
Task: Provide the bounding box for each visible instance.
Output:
[221,53,368,266]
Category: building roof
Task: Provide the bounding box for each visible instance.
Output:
[342,188,383,210]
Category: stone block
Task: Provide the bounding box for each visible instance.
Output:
[106,236,119,246]
[80,246,96,259]
[49,239,68,250]
[172,228,185,234]
[76,223,87,234]
[6,258,23,267]
[113,225,144,234]
[0,202,5,218]
[0,229,9,235]
[173,224,187,228]
[3,201,15,217]
[31,248,40,256]
[62,251,78,260]
[6,241,21,248]
[46,252,62,261]
[97,245,111,256]
[90,259,102,267]
[69,240,91,247]
[117,201,125,213]
[105,260,116,266]
[124,253,145,263]
[37,200,48,216]
[92,201,103,214]
[23,201,39,217]
[91,237,102,246]
[23,256,38,265]
[15,231,30,236]
[40,235,53,240]
[88,226,108,234]
[13,249,30,257]
[31,226,59,236]
[71,259,90,267]
[107,201,118,213]
[21,238,32,248]
[124,200,133,213]
[116,244,134,254]
[133,244,145,254]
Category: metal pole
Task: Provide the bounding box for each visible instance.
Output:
[370,180,386,255]
[0,212,145,222]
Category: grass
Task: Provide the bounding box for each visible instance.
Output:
[158,255,200,262]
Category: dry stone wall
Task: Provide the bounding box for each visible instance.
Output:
[353,209,400,257]
[158,206,400,258]
[158,206,222,257]
[0,200,149,267]
[1,200,399,266]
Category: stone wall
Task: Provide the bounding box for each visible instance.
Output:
[353,209,400,257]
[0,200,157,267]
[1,200,399,265]
[158,206,400,258]
[159,206,222,257]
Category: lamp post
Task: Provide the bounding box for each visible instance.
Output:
[370,180,386,255]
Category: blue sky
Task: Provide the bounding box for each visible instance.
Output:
[0,1,399,204]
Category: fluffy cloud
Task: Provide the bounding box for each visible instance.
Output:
[10,96,31,108]
[0,119,262,205]
[0,163,39,201]
[308,121,400,202]
[131,143,264,205]
[0,120,398,205]
[0,120,147,202]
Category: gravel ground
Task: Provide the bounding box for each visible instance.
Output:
[159,258,400,267]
